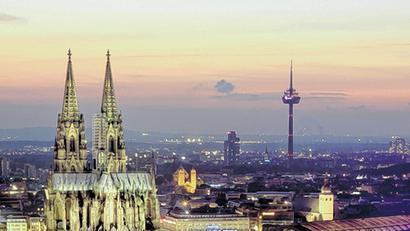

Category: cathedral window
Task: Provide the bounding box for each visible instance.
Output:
[109,136,115,153]
[69,136,75,152]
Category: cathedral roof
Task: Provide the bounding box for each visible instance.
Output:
[61,49,80,121]
[101,50,118,120]
[51,172,153,193]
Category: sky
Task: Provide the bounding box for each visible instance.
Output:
[1,0,410,136]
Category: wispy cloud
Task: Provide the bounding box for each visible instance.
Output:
[213,92,281,101]
[304,96,346,102]
[0,13,25,23]
[310,92,348,96]
[303,91,348,102]
[212,79,281,101]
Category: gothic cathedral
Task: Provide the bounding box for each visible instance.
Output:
[44,50,160,231]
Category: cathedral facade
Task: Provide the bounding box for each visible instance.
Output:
[44,50,159,231]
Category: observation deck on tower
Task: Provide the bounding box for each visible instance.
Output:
[282,61,301,104]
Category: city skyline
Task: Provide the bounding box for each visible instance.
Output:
[1,2,410,231]
[1,0,410,136]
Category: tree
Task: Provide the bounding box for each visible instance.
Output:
[248,178,266,192]
[215,193,227,206]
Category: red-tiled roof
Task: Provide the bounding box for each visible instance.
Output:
[302,215,410,231]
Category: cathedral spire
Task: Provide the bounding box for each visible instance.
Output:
[61,49,80,121]
[101,49,118,119]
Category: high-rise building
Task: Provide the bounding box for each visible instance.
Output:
[44,50,159,231]
[282,61,301,169]
[389,137,408,154]
[263,145,270,162]
[91,112,104,168]
[224,131,240,166]
[24,163,36,178]
[0,158,10,177]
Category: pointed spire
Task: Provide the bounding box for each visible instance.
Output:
[321,173,331,193]
[101,49,118,119]
[61,49,80,121]
[289,60,293,91]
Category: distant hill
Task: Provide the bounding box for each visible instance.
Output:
[0,127,399,149]
[0,127,56,141]
[0,127,168,143]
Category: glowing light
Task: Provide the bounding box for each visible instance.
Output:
[262,212,275,216]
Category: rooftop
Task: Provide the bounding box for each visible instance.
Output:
[302,215,410,231]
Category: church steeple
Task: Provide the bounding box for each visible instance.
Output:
[92,50,127,173]
[54,49,88,173]
[101,49,118,120]
[321,173,331,194]
[61,49,80,121]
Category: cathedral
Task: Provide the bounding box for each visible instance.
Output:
[44,50,160,231]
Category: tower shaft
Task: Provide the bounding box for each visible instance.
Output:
[288,103,294,168]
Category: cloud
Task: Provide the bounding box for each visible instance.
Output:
[310,92,348,96]
[0,13,25,23]
[303,96,346,103]
[212,79,283,101]
[214,80,234,94]
[303,91,348,102]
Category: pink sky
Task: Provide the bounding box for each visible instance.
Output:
[1,0,410,135]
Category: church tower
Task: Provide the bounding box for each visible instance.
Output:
[318,174,334,221]
[190,168,197,191]
[54,49,88,172]
[92,50,127,172]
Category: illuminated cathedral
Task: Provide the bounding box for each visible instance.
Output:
[44,50,159,231]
